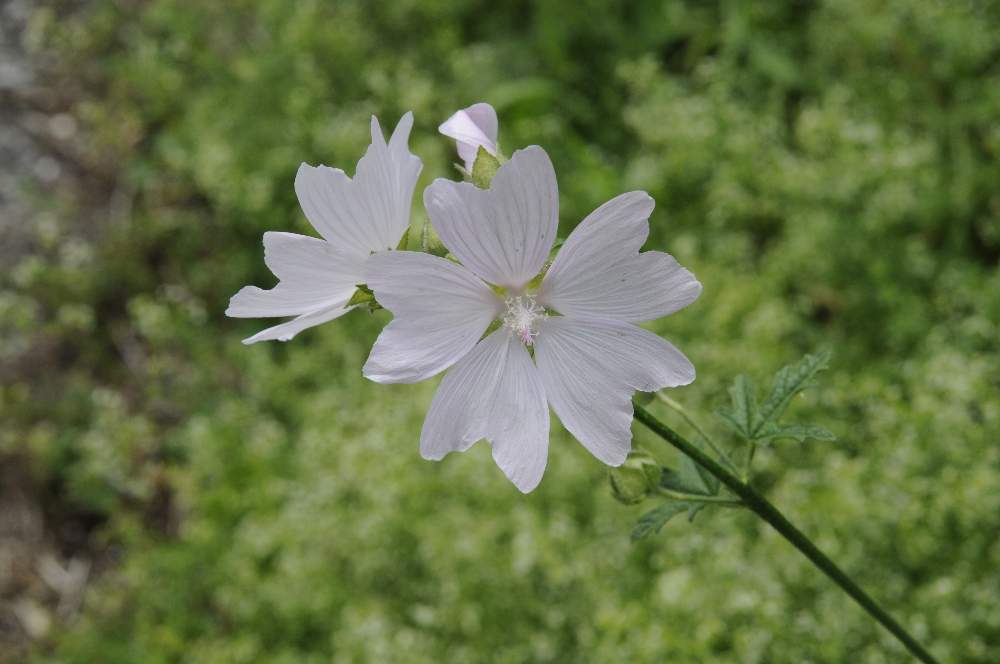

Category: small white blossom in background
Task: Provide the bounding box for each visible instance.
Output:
[364,144,702,493]
[226,113,421,343]
[438,102,499,173]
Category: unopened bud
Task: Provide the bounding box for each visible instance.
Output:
[609,451,662,505]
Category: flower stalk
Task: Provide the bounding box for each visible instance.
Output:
[632,401,939,664]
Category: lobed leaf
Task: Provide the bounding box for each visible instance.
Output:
[716,374,758,439]
[755,422,837,444]
[755,350,831,434]
[631,501,696,541]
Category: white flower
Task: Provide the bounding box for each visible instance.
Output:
[363,146,702,492]
[226,113,422,344]
[438,102,499,173]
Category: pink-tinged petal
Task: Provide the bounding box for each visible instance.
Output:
[424,146,558,289]
[226,232,363,343]
[534,316,695,466]
[420,329,549,493]
[363,251,503,384]
[295,112,422,256]
[439,102,499,171]
[539,191,702,323]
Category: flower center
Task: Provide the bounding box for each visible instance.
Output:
[501,295,545,346]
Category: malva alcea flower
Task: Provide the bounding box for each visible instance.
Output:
[438,102,499,174]
[226,113,421,343]
[363,146,702,492]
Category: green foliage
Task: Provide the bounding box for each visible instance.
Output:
[718,351,836,446]
[631,501,698,541]
[5,1,999,662]
[660,448,720,497]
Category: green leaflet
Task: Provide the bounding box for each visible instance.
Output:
[631,501,697,541]
[659,441,720,497]
[716,350,835,446]
[757,350,832,430]
[717,374,759,439]
[755,423,836,444]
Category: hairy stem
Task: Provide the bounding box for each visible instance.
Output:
[632,402,938,664]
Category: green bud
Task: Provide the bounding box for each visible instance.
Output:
[608,451,662,505]
[470,146,501,189]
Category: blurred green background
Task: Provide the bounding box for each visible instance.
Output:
[2,1,999,662]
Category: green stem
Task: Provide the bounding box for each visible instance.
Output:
[632,402,939,664]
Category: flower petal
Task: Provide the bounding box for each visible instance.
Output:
[439,102,499,171]
[239,303,354,345]
[424,146,558,289]
[363,251,503,384]
[295,112,422,256]
[539,191,702,323]
[534,316,695,466]
[420,329,549,493]
[226,232,364,319]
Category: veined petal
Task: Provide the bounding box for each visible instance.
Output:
[295,112,422,256]
[539,191,702,323]
[240,302,354,345]
[439,102,499,171]
[363,251,503,384]
[226,232,362,319]
[424,146,558,290]
[420,329,549,493]
[534,316,695,466]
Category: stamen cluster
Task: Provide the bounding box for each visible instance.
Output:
[501,295,545,346]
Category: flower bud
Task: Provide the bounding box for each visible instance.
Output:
[608,451,662,505]
[439,102,499,173]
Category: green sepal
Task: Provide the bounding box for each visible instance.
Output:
[347,285,374,306]
[470,146,501,189]
[396,226,411,250]
[347,284,382,311]
[420,221,449,257]
[547,237,565,260]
